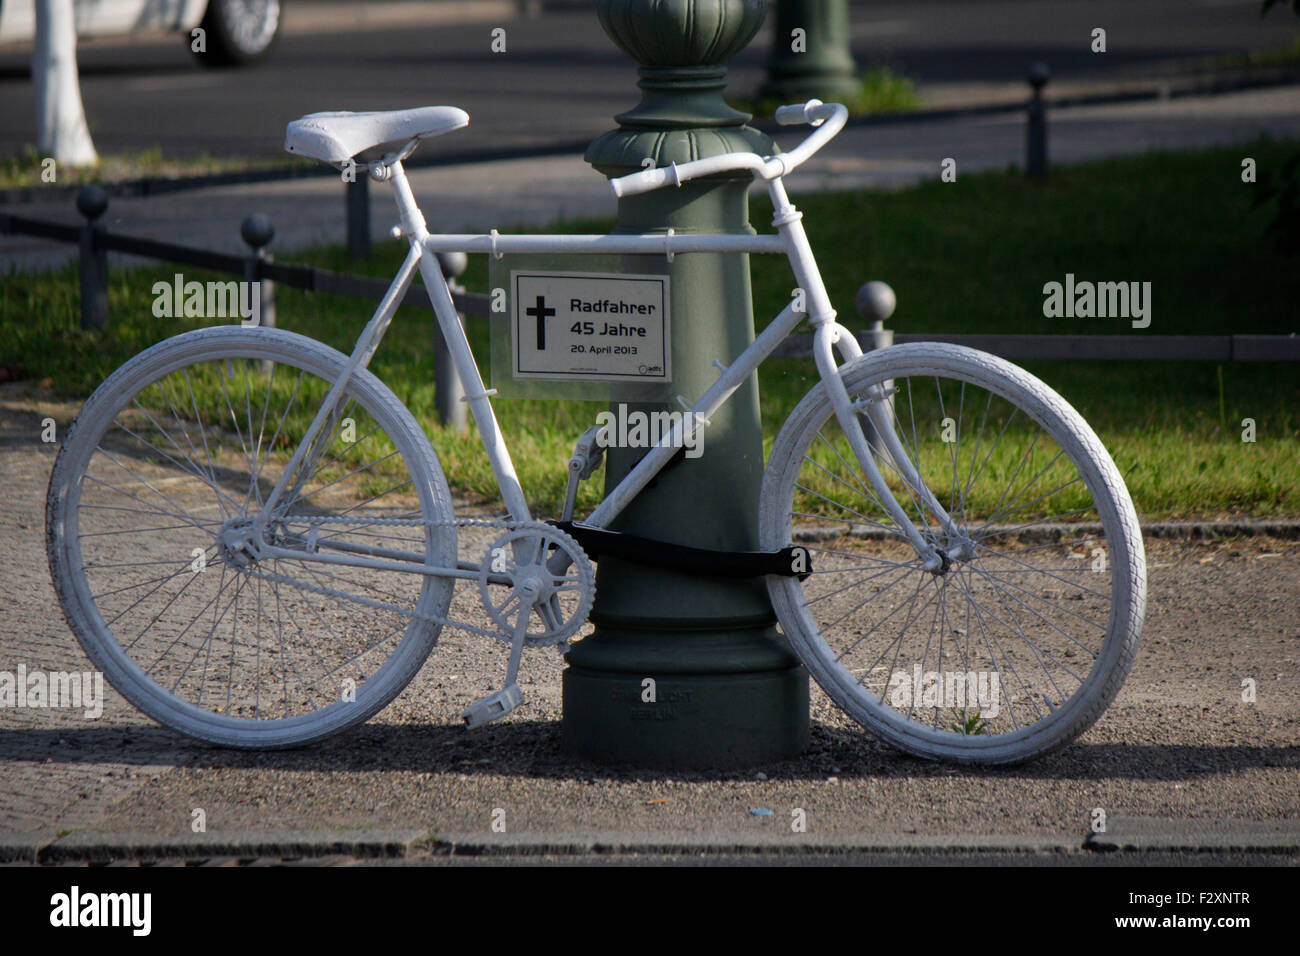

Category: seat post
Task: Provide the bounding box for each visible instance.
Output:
[383,160,428,242]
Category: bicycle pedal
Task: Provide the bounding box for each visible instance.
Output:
[561,426,606,522]
[461,683,525,728]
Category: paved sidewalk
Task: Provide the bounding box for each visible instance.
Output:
[4,84,1299,274]
[1,389,1296,857]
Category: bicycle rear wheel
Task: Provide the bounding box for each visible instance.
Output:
[46,326,457,748]
[760,343,1145,764]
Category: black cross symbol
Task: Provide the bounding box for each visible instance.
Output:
[525,295,556,350]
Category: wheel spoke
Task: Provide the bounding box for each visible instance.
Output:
[767,347,1141,763]
[50,332,456,745]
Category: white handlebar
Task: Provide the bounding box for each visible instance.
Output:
[775,97,829,126]
[610,165,672,198]
[609,99,847,198]
[610,152,768,198]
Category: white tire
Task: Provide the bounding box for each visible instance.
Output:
[761,343,1145,764]
[47,327,456,748]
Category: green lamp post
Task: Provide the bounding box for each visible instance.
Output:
[561,0,810,769]
[761,0,859,102]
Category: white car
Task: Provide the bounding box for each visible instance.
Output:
[0,0,281,66]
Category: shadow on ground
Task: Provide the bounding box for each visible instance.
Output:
[5,721,1297,784]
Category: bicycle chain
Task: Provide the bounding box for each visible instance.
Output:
[278,514,522,530]
[245,516,587,647]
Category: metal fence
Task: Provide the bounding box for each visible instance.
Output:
[1,186,490,430]
[3,186,1297,435]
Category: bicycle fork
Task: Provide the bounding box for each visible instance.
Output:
[810,324,973,571]
[771,178,973,572]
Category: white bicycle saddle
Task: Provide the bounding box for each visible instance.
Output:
[284,106,469,165]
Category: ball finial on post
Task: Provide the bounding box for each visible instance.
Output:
[855,281,895,353]
[855,280,896,326]
[240,213,275,250]
[436,251,468,281]
[75,185,108,222]
[240,213,276,348]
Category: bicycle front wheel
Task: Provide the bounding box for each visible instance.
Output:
[760,343,1145,764]
[46,326,457,748]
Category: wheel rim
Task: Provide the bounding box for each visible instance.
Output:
[51,333,452,742]
[769,350,1139,756]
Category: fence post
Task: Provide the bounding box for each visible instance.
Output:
[855,281,896,460]
[240,214,276,332]
[1027,61,1050,180]
[433,251,468,433]
[346,175,370,260]
[856,280,895,352]
[76,186,108,331]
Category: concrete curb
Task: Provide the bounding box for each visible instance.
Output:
[7,820,1297,862]
[1139,520,1300,540]
[0,831,60,864]
[428,831,1084,857]
[6,828,428,864]
[1086,817,1300,855]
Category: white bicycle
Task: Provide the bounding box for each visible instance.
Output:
[46,101,1146,764]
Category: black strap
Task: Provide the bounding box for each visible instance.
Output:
[549,520,813,580]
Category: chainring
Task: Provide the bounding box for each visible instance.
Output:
[476,523,595,647]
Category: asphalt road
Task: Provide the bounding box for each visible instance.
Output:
[6,82,1299,274]
[0,0,1293,160]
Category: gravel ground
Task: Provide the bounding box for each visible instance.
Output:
[1,383,1297,842]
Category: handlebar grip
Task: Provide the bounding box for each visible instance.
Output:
[775,98,826,126]
[610,165,672,198]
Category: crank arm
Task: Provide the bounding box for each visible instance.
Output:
[462,594,532,728]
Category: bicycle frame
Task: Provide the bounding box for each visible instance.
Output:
[254,156,970,579]
[47,96,1146,752]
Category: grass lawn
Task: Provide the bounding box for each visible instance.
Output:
[0,146,308,191]
[2,139,1297,520]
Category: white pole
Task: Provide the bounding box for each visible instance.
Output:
[33,0,98,167]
